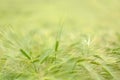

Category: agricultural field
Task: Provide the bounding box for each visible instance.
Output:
[0,0,120,80]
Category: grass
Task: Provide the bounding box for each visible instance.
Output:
[0,0,120,80]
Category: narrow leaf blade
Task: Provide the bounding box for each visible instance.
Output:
[20,49,31,60]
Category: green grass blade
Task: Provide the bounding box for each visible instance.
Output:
[54,21,63,52]
[20,49,31,60]
[55,40,59,52]
[81,63,102,80]
[102,65,119,80]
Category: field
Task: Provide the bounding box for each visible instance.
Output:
[0,0,120,80]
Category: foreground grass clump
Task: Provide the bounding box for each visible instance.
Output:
[0,28,120,80]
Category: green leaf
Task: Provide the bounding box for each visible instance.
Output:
[55,40,59,52]
[81,63,102,80]
[102,65,119,80]
[20,49,31,60]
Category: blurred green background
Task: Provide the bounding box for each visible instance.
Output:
[0,0,120,32]
[0,0,120,48]
[0,0,120,50]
